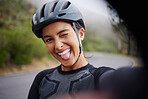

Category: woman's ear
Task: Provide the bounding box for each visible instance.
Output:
[79,28,85,41]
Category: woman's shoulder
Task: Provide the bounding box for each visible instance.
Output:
[88,63,115,75]
[35,66,59,81]
[96,66,115,74]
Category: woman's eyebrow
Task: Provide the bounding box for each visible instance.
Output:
[43,29,69,39]
[57,29,69,35]
[43,35,51,39]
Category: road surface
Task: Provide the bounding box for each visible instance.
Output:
[86,52,134,69]
[0,53,140,99]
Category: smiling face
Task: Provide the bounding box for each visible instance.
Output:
[42,21,87,70]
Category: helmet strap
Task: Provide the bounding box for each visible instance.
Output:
[71,22,82,64]
[61,22,82,68]
[72,22,82,54]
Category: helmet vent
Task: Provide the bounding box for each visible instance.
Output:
[61,1,71,10]
[40,4,46,18]
[58,13,66,17]
[51,2,58,12]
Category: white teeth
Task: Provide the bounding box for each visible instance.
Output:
[58,49,70,56]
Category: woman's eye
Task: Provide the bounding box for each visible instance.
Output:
[45,39,53,43]
[60,33,68,37]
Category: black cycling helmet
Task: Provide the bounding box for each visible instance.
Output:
[32,0,85,38]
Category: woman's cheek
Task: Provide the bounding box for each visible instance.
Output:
[46,45,53,53]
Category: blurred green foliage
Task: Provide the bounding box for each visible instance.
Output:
[0,0,49,67]
[82,27,119,53]
[0,0,122,68]
[111,22,138,56]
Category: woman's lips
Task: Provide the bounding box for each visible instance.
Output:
[57,49,71,60]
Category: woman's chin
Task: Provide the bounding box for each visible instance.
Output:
[59,58,75,67]
[61,62,74,67]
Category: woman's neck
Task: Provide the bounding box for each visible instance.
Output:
[61,52,88,71]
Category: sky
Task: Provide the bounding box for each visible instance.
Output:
[27,0,109,17]
[27,0,117,36]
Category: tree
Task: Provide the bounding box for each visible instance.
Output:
[112,21,138,56]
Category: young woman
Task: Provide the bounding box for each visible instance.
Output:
[28,0,114,99]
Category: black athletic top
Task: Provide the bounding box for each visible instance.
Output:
[28,63,114,99]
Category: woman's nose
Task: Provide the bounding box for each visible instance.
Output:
[55,39,63,50]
